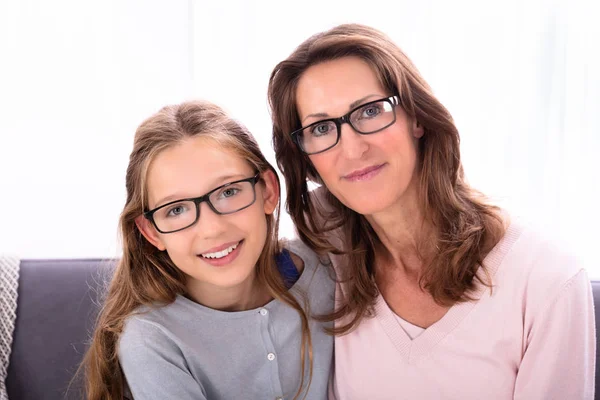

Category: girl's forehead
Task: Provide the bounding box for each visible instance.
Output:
[146,137,254,207]
[153,137,249,172]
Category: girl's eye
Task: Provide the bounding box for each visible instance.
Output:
[221,187,240,198]
[166,204,188,217]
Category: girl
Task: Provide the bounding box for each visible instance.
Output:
[268,23,595,399]
[82,100,334,400]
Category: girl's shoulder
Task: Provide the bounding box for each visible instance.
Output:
[119,295,216,347]
[282,238,331,272]
[120,303,178,342]
[281,238,335,294]
[118,306,178,368]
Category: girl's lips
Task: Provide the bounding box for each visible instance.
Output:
[200,240,242,255]
[198,240,243,267]
[343,164,385,182]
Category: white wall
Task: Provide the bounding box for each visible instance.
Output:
[192,0,600,274]
[1,0,599,276]
[0,0,193,258]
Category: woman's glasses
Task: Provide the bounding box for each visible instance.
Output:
[290,95,400,155]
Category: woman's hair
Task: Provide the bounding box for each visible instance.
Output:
[268,23,505,335]
[82,100,313,399]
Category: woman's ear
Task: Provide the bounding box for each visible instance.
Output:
[135,215,166,251]
[260,169,280,215]
[412,119,425,139]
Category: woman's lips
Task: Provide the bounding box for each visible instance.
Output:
[343,164,385,182]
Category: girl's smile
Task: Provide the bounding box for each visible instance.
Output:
[198,239,243,267]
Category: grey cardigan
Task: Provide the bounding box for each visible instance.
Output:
[118,239,335,400]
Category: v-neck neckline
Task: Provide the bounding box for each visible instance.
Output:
[374,222,523,365]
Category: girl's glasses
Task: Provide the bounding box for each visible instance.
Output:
[143,173,261,234]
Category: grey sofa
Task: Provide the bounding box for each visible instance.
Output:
[6,259,112,400]
[5,259,600,400]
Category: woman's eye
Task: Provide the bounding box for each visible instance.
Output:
[361,105,381,118]
[310,122,334,136]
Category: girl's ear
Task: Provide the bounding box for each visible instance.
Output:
[135,215,166,251]
[260,169,280,215]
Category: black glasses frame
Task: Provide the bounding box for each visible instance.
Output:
[290,95,401,155]
[144,173,261,234]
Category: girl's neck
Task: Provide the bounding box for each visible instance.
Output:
[185,272,272,312]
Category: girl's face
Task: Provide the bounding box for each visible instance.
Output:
[295,56,424,217]
[136,136,279,298]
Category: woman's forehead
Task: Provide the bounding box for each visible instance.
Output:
[295,57,386,120]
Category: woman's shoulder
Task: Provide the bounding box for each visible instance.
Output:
[492,217,588,301]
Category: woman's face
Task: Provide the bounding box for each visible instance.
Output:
[295,56,423,217]
[136,136,279,296]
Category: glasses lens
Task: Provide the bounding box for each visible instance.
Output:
[153,200,197,232]
[350,99,395,134]
[297,120,338,154]
[209,180,256,214]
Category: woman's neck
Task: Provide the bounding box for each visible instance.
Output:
[366,192,437,277]
[185,272,272,312]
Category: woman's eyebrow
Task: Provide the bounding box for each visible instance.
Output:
[302,94,383,123]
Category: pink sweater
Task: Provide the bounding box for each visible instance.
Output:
[327,221,596,399]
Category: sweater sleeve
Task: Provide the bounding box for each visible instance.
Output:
[513,269,596,400]
[118,318,208,400]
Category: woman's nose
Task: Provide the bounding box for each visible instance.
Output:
[339,123,369,160]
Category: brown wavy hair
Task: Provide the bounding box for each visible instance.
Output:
[268,23,505,334]
[81,101,313,399]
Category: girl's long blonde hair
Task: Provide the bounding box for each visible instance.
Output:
[82,100,313,399]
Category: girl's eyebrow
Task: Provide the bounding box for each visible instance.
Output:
[153,173,250,207]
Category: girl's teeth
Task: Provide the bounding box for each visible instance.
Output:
[201,243,238,259]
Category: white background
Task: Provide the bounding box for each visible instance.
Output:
[1,0,599,276]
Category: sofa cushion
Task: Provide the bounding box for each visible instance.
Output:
[6,259,113,400]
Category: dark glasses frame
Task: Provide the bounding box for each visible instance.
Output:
[143,173,261,234]
[290,95,401,155]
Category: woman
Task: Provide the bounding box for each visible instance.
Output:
[82,100,334,400]
[268,24,595,399]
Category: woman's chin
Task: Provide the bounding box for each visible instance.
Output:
[334,181,414,217]
[342,196,396,217]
